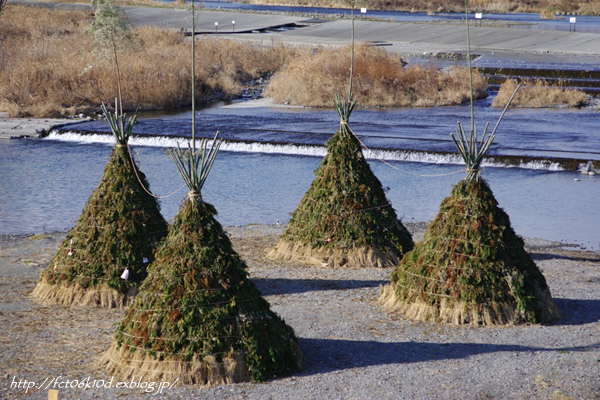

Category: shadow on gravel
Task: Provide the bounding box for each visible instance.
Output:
[530,252,600,263]
[551,298,600,326]
[298,338,600,375]
[253,278,386,295]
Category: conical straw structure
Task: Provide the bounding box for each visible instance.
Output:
[269,3,413,268]
[379,1,557,326]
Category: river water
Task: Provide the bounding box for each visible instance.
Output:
[1,98,598,250]
[197,0,600,33]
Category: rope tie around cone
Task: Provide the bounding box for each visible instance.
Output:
[303,198,393,215]
[56,228,168,240]
[118,342,241,357]
[45,271,115,282]
[124,296,264,312]
[126,143,187,199]
[397,261,512,273]
[120,331,242,343]
[107,346,246,367]
[428,237,518,250]
[104,99,184,198]
[386,283,532,318]
[349,130,467,178]
[127,315,239,326]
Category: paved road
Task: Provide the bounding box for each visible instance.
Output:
[15,0,600,58]
[11,0,600,66]
[122,5,600,67]
[275,19,600,55]
[121,5,307,33]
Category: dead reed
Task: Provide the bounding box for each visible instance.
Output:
[266,44,488,108]
[0,5,489,116]
[492,79,589,108]
[0,5,295,117]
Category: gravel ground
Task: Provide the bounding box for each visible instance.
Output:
[1,224,599,399]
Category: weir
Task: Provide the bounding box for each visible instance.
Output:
[48,130,599,172]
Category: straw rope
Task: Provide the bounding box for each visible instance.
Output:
[428,237,518,250]
[144,287,225,297]
[127,315,239,326]
[126,143,187,199]
[392,282,451,298]
[117,342,238,357]
[120,331,240,343]
[107,343,245,367]
[64,223,169,236]
[402,270,447,283]
[125,296,263,313]
[345,126,466,178]
[46,270,117,282]
[397,262,495,273]
[384,283,533,319]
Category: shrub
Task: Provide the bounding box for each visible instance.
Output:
[492,78,589,108]
[266,44,488,108]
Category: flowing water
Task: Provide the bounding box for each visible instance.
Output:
[53,97,600,167]
[1,98,598,250]
[196,0,600,33]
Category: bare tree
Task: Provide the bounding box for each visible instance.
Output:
[0,0,8,19]
[86,0,135,118]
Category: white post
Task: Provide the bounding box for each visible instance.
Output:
[475,13,482,27]
[569,17,576,32]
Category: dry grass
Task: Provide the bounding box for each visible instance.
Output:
[268,240,401,268]
[0,5,489,116]
[492,78,589,108]
[0,5,295,117]
[102,342,251,386]
[266,44,488,108]
[379,283,520,326]
[31,279,135,308]
[540,8,558,19]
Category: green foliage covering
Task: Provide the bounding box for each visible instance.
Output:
[115,199,302,382]
[282,121,414,258]
[42,146,168,293]
[390,179,557,324]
